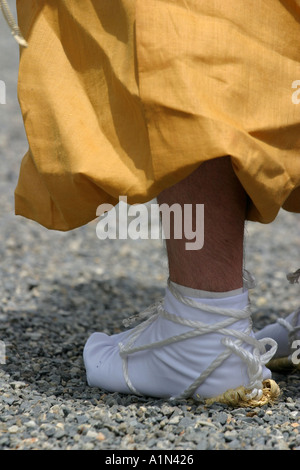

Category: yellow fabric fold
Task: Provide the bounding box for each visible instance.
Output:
[15,0,300,230]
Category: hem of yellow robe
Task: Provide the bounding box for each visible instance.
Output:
[14,0,300,231]
[203,379,280,408]
[14,150,300,232]
[14,149,188,232]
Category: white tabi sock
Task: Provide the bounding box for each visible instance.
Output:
[83,281,276,401]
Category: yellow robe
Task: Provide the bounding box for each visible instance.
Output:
[15,0,300,230]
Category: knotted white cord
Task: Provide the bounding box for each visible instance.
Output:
[119,280,277,401]
[0,0,28,47]
[273,271,300,357]
[277,310,300,348]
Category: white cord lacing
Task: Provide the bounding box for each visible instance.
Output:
[277,310,300,349]
[277,269,300,355]
[0,0,28,47]
[118,280,277,401]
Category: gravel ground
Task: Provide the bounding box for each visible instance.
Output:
[1,4,300,452]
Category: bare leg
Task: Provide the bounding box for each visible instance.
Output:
[157,156,247,292]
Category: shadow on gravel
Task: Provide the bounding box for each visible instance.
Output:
[1,271,300,409]
[1,276,164,399]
